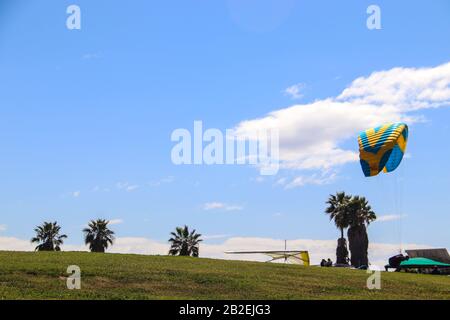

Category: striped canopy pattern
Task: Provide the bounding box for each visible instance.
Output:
[358,123,408,177]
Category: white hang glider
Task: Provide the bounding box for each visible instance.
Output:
[225,241,310,266]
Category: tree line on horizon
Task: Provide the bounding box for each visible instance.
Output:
[31,219,202,257]
[29,191,375,267]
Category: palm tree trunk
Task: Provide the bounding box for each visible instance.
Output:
[348,225,369,267]
[335,228,349,265]
[336,237,349,265]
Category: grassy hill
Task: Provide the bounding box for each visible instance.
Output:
[0,251,449,300]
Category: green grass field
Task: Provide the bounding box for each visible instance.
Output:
[0,251,449,300]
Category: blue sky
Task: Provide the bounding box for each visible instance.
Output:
[0,0,449,262]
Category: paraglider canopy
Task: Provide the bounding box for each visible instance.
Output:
[358,123,408,177]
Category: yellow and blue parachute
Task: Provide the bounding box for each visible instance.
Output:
[358,123,408,177]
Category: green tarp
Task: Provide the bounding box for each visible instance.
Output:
[400,257,450,268]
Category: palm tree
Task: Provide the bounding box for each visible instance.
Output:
[347,196,377,267]
[168,225,202,257]
[31,221,67,251]
[83,219,115,253]
[325,192,351,265]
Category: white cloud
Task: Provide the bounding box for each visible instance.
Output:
[126,185,139,192]
[116,182,127,189]
[108,219,124,225]
[92,186,110,192]
[224,205,244,211]
[161,176,175,183]
[203,234,232,240]
[202,202,243,211]
[72,191,81,198]
[273,212,284,217]
[251,176,265,183]
[203,202,225,210]
[107,237,168,255]
[0,236,35,251]
[149,176,175,187]
[337,63,450,111]
[0,225,6,232]
[280,171,337,189]
[275,177,287,186]
[116,182,139,192]
[284,83,306,99]
[82,53,101,60]
[233,62,450,174]
[376,214,407,223]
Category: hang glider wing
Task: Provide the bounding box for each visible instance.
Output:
[225,250,310,266]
